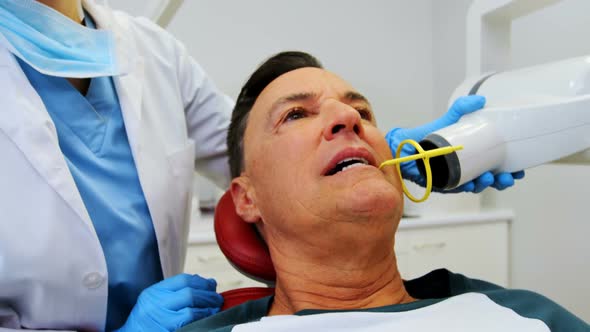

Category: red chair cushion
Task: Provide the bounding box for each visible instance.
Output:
[220,287,275,311]
[214,191,276,282]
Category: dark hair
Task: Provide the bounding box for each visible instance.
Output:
[227,51,323,178]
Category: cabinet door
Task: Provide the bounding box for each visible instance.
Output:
[395,221,509,287]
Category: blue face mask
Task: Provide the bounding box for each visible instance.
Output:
[0,0,125,78]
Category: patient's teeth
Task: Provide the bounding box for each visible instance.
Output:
[342,163,364,172]
[328,157,370,176]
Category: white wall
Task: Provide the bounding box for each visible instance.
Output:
[432,0,590,321]
[432,0,473,115]
[165,0,434,131]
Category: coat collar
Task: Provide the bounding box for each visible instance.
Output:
[0,48,94,228]
[83,0,145,123]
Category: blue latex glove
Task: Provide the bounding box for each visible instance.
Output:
[115,274,223,332]
[385,95,525,193]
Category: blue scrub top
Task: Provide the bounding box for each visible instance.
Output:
[17,15,163,331]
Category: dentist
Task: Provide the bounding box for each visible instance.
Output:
[0,0,522,331]
[0,0,228,331]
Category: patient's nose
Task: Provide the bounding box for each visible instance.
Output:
[323,102,364,141]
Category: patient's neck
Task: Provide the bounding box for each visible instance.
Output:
[37,0,83,23]
[266,231,415,316]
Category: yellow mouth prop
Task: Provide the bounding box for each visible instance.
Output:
[379,139,463,203]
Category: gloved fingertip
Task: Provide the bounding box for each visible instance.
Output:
[385,127,401,142]
[512,170,525,179]
[450,95,486,116]
[473,175,492,193]
[489,175,510,191]
[210,292,224,307]
[207,278,218,288]
[469,94,486,106]
[191,308,207,320]
[187,274,217,292]
[478,172,494,187]
[496,173,515,188]
[460,182,475,193]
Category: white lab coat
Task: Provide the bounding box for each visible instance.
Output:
[0,1,232,331]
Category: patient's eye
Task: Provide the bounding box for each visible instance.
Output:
[357,108,373,121]
[283,107,308,122]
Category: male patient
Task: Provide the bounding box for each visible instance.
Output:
[180,51,589,331]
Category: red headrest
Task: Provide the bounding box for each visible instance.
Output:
[214,191,276,283]
[219,287,275,311]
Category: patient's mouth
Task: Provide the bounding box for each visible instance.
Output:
[325,157,370,176]
[322,147,377,176]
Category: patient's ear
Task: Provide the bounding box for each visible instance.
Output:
[230,176,261,224]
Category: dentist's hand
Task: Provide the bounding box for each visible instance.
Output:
[385,95,525,193]
[115,274,223,332]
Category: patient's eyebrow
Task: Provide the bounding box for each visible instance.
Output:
[271,92,318,111]
[343,91,370,104]
[269,92,318,121]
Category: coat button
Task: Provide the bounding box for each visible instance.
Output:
[83,272,105,289]
[44,120,54,131]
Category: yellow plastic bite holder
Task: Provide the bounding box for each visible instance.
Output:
[379,139,463,203]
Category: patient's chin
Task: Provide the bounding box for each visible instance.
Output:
[341,177,403,217]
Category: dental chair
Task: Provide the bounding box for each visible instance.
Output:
[214,191,276,310]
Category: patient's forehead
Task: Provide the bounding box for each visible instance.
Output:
[251,67,358,116]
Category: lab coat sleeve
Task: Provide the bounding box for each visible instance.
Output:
[128,16,233,189]
[173,36,234,190]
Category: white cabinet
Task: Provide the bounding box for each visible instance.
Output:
[395,219,510,287]
[185,210,512,292]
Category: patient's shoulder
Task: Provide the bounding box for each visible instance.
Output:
[483,289,589,331]
[178,296,273,332]
[405,269,588,331]
[445,270,587,331]
[404,268,502,299]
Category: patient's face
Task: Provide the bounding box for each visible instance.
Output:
[238,67,403,239]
